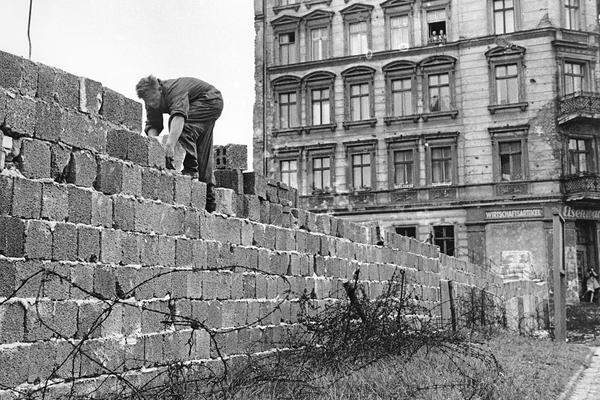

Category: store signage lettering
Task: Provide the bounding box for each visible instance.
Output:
[562,206,600,220]
[485,209,543,220]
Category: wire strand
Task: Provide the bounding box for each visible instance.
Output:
[27,0,33,59]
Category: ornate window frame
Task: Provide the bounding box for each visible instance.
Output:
[419,56,458,121]
[485,45,528,114]
[381,0,415,50]
[488,124,529,182]
[305,0,333,9]
[273,146,303,191]
[564,134,597,176]
[341,3,375,56]
[385,137,419,189]
[341,66,377,129]
[303,9,334,62]
[382,60,419,124]
[306,143,336,194]
[554,41,597,96]
[421,0,451,46]
[272,75,302,136]
[302,71,337,133]
[486,0,521,35]
[344,139,378,192]
[271,15,301,66]
[424,132,458,186]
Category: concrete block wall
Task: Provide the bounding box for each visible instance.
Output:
[0,51,547,398]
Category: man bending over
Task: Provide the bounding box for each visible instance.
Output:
[135,75,223,212]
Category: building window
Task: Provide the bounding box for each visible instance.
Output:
[311,88,330,126]
[428,73,450,112]
[350,83,370,121]
[279,32,296,65]
[426,9,447,44]
[273,76,301,132]
[499,141,522,181]
[395,226,416,238]
[312,156,331,191]
[493,0,515,34]
[564,0,580,30]
[485,46,526,113]
[271,15,301,66]
[352,153,371,189]
[278,92,298,129]
[564,61,585,95]
[568,138,593,174]
[393,149,414,186]
[349,22,368,55]
[342,66,376,128]
[434,225,455,256]
[341,3,374,56]
[431,146,453,185]
[495,64,518,105]
[489,125,529,182]
[311,27,329,60]
[390,15,410,49]
[392,78,413,117]
[383,61,417,123]
[280,159,298,188]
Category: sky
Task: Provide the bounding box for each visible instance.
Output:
[0,0,255,166]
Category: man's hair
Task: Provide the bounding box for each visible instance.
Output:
[135,75,160,99]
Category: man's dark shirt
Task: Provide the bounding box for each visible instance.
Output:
[144,77,221,134]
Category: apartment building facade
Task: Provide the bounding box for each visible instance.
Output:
[253,0,600,302]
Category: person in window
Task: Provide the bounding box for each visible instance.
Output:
[430,94,440,112]
[136,76,224,212]
[586,267,600,303]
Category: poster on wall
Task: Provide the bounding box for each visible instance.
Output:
[500,250,533,280]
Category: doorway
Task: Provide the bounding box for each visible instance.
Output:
[576,221,598,301]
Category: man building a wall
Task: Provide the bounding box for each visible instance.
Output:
[136,75,223,212]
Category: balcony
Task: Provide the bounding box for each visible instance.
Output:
[558,92,600,125]
[562,174,600,202]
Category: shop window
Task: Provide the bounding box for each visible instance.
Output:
[341,3,374,56]
[568,138,593,175]
[434,225,455,256]
[426,9,447,44]
[564,0,580,30]
[493,0,515,34]
[395,226,417,238]
[564,61,585,95]
[280,159,298,188]
[342,66,376,128]
[485,45,527,113]
[499,141,522,181]
[393,149,414,186]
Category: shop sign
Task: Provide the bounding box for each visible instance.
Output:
[485,208,543,220]
[562,206,600,220]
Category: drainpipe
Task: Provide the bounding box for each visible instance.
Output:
[262,0,268,175]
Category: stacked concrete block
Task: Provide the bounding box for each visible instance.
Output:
[0,53,546,399]
[214,144,247,170]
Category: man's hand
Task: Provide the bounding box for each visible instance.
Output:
[146,128,159,138]
[164,135,177,159]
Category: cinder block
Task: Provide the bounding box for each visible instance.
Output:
[112,195,137,231]
[37,64,80,109]
[0,50,38,96]
[159,204,185,236]
[158,172,175,203]
[34,101,64,142]
[128,133,165,169]
[183,209,200,239]
[80,77,103,114]
[96,157,142,196]
[52,222,78,261]
[141,168,161,200]
[17,138,51,179]
[77,225,100,262]
[174,174,192,206]
[24,220,53,259]
[0,302,26,344]
[240,195,260,221]
[156,235,176,268]
[93,266,116,300]
[101,88,142,132]
[121,232,142,266]
[4,96,36,137]
[269,203,283,226]
[214,188,235,216]
[60,110,107,153]
[215,169,244,193]
[214,144,247,171]
[100,229,122,264]
[41,182,68,221]
[0,175,13,215]
[66,150,97,187]
[175,238,194,267]
[190,180,207,210]
[139,235,159,267]
[67,186,113,227]
[243,172,267,199]
[49,143,71,181]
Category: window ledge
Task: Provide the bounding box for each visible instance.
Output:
[343,118,378,130]
[384,115,420,125]
[305,0,332,9]
[311,189,334,195]
[431,182,454,187]
[273,3,301,13]
[303,123,337,133]
[272,127,302,137]
[488,102,528,114]
[421,110,458,121]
